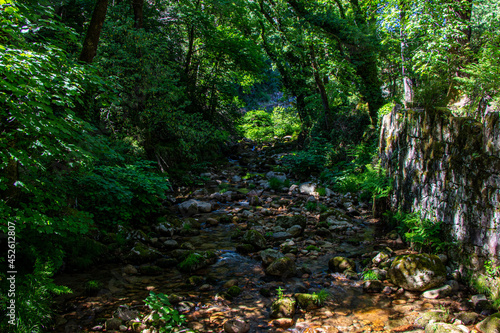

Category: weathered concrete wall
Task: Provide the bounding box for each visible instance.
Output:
[379,107,500,264]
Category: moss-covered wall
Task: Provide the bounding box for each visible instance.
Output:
[379,107,500,265]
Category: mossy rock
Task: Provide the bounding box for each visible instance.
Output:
[242,229,267,249]
[388,254,446,291]
[294,293,318,311]
[328,256,356,273]
[188,276,204,285]
[236,243,255,254]
[139,265,162,276]
[177,252,211,273]
[415,310,450,327]
[319,209,350,222]
[276,215,306,230]
[126,242,162,264]
[476,313,500,333]
[265,257,296,278]
[425,322,468,333]
[227,286,242,298]
[270,297,296,319]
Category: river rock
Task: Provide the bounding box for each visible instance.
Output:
[261,249,285,266]
[363,280,384,293]
[425,322,469,333]
[266,171,287,182]
[388,254,446,291]
[299,182,317,195]
[276,215,307,230]
[126,242,162,264]
[287,225,303,237]
[294,293,319,311]
[476,313,500,333]
[242,230,267,249]
[422,284,453,299]
[455,312,479,325]
[178,199,212,216]
[266,257,296,278]
[270,297,296,318]
[163,239,179,250]
[415,310,450,327]
[272,231,293,240]
[105,318,122,331]
[224,318,250,333]
[328,256,356,273]
[327,218,354,232]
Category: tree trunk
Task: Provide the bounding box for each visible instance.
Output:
[400,0,414,108]
[309,44,331,130]
[132,0,144,29]
[79,0,108,63]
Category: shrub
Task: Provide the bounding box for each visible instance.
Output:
[390,211,448,253]
[239,110,274,141]
[361,270,381,281]
[271,106,301,138]
[76,159,170,228]
[269,177,284,191]
[143,291,185,332]
[281,138,334,179]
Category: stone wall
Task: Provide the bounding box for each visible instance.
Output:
[379,107,500,265]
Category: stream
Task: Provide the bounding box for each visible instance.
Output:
[51,141,480,333]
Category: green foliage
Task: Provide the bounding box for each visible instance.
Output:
[239,110,274,142]
[269,177,284,191]
[5,258,72,332]
[361,270,381,281]
[311,289,329,305]
[306,245,320,251]
[485,260,500,278]
[271,106,301,138]
[316,187,326,196]
[84,280,102,295]
[143,291,185,332]
[391,211,447,253]
[276,286,285,300]
[76,160,170,227]
[305,201,317,212]
[281,138,334,179]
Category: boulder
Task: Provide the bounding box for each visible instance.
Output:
[126,242,162,264]
[242,230,267,250]
[422,284,453,299]
[425,322,468,333]
[266,257,296,278]
[294,293,319,311]
[266,171,287,182]
[260,249,285,266]
[415,310,450,327]
[363,280,384,293]
[270,297,296,318]
[299,182,317,195]
[276,215,307,230]
[178,199,212,216]
[476,313,500,333]
[328,256,356,273]
[224,318,250,333]
[287,225,303,237]
[388,254,446,291]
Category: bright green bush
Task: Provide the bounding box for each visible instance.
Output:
[271,106,301,138]
[239,110,274,141]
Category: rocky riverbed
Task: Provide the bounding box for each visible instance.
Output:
[52,140,499,333]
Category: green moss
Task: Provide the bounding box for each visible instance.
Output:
[227,286,242,297]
